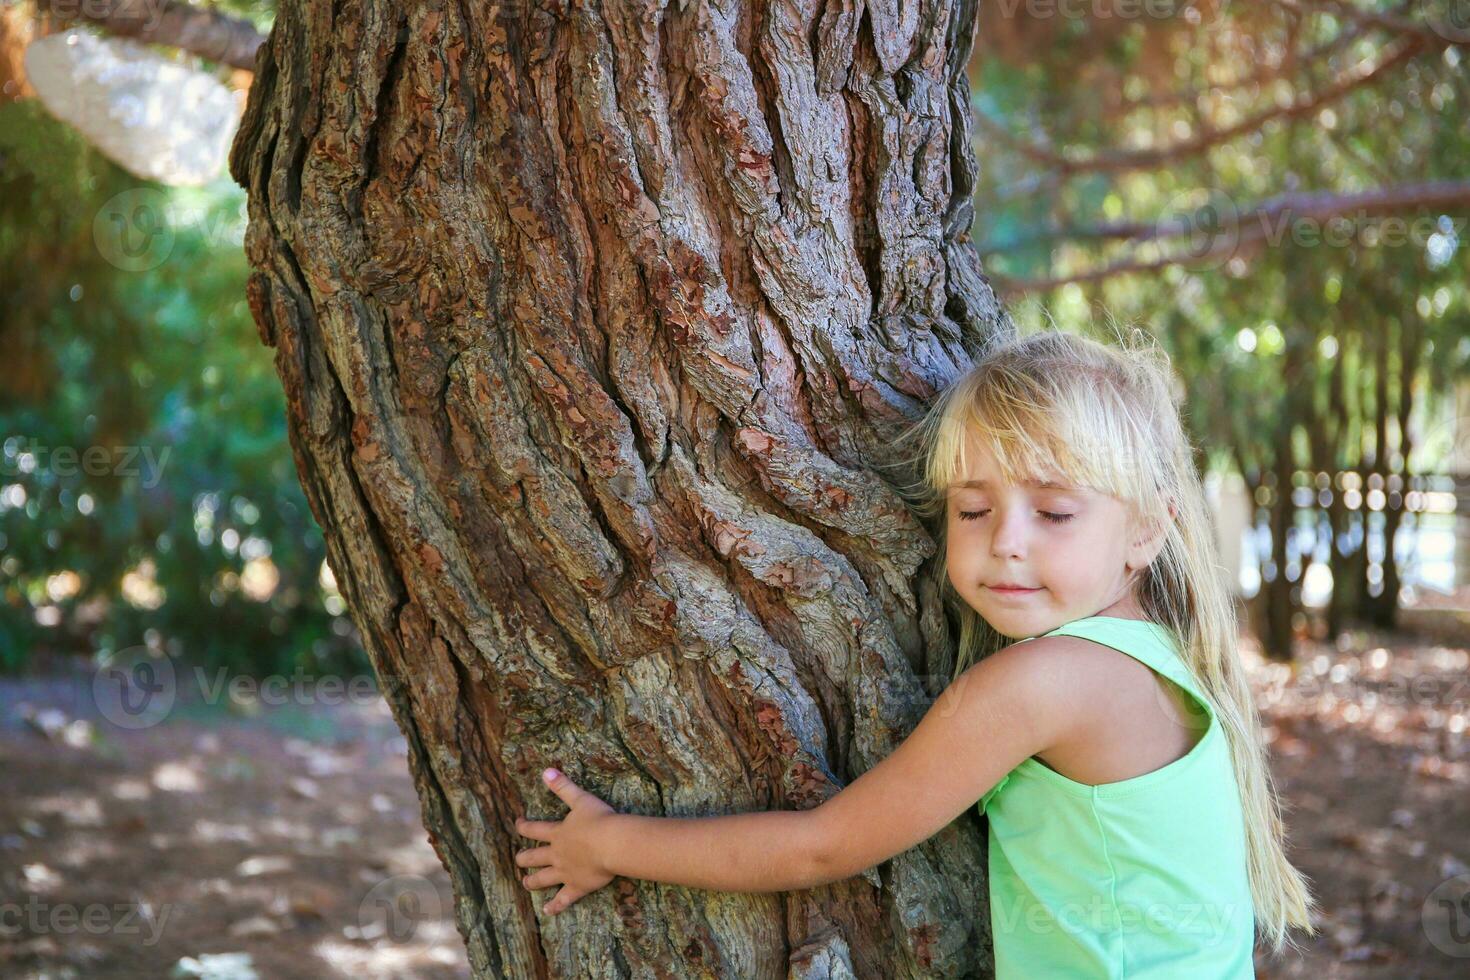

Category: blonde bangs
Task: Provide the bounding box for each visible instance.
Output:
[927,363,1161,517]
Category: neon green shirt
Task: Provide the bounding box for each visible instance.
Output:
[977,615,1256,978]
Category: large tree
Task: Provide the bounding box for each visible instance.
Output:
[228,0,1011,975]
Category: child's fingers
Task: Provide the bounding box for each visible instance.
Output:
[540,767,592,808]
[515,816,557,840]
[543,884,586,915]
[514,845,554,868]
[521,867,563,890]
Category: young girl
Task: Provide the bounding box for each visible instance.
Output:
[513,329,1317,976]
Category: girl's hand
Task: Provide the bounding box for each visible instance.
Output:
[514,768,616,914]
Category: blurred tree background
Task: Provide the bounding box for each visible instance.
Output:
[1,0,1466,677]
[967,0,1470,659]
[0,0,367,677]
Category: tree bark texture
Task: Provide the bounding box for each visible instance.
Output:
[229,0,1011,975]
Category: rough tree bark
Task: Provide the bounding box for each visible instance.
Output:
[229,0,1012,975]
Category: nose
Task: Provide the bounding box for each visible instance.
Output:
[990,507,1028,560]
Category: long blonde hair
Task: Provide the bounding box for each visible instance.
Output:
[892,326,1317,953]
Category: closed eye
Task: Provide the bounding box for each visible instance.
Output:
[957,509,1074,524]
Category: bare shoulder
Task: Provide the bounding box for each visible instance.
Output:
[953,636,1121,749]
[980,634,1130,695]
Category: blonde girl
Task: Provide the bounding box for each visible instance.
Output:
[514,328,1317,976]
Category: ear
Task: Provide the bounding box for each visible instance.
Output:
[1125,498,1176,572]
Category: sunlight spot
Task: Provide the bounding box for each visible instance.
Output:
[240,556,279,601]
[236,855,293,877]
[46,570,83,602]
[193,820,258,845]
[121,558,166,610]
[22,863,63,892]
[112,778,152,801]
[30,794,103,827]
[152,760,203,793]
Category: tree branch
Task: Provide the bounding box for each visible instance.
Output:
[1122,20,1370,113]
[1266,0,1452,43]
[36,0,264,71]
[987,181,1470,293]
[977,34,1437,180]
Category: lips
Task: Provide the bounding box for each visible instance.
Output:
[986,584,1040,594]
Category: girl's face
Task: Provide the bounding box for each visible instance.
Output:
[944,436,1162,639]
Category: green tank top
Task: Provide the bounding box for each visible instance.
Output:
[977,615,1256,978]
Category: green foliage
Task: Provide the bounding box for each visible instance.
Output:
[0,92,365,679]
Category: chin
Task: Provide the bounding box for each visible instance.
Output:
[981,612,1036,640]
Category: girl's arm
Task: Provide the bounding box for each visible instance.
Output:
[521,781,833,893]
[515,636,1097,914]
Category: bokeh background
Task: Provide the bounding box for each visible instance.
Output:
[1,0,1467,977]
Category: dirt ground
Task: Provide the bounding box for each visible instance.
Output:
[1,619,1466,978]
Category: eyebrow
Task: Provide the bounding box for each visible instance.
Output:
[947,479,1072,490]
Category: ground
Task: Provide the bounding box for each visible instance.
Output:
[1,619,1466,978]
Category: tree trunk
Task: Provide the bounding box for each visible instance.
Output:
[1258,332,1307,662]
[1323,346,1351,641]
[228,1,1012,976]
[1367,312,1422,629]
[1261,453,1296,661]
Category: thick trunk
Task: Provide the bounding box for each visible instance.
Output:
[229,1,1011,976]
